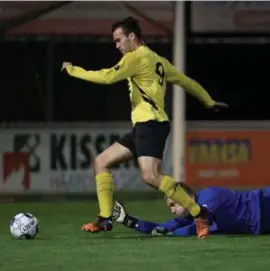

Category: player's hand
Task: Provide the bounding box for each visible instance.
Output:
[61,62,72,71]
[112,201,128,223]
[210,101,229,111]
[151,226,173,236]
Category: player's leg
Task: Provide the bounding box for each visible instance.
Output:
[135,121,209,238]
[135,121,200,214]
[82,133,135,232]
[138,157,209,238]
[138,157,201,217]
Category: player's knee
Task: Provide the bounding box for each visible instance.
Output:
[141,171,159,188]
[93,155,109,174]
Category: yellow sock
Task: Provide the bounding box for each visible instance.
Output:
[96,172,114,218]
[159,175,201,217]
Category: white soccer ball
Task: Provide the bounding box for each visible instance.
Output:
[10,213,39,239]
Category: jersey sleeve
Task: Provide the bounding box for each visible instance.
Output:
[134,217,192,234]
[172,221,220,237]
[65,52,139,84]
[173,223,197,237]
[162,57,215,107]
[159,216,193,231]
[135,220,158,234]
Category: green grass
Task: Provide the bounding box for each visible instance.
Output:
[0,200,269,271]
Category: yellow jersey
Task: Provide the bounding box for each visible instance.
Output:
[65,45,215,126]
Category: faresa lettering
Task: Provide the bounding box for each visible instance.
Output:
[188,139,250,164]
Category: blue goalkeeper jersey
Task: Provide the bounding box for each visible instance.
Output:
[168,187,270,236]
[135,187,270,236]
[196,187,262,235]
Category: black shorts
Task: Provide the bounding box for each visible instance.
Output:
[117,120,170,160]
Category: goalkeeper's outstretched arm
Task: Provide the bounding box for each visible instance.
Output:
[112,201,194,236]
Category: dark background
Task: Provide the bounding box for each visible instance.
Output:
[0,2,269,123]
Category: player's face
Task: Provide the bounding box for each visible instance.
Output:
[113,27,134,55]
[166,199,189,217]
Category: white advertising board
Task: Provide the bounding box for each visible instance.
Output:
[0,125,157,194]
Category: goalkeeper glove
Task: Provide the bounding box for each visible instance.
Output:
[112,201,128,223]
[112,201,138,228]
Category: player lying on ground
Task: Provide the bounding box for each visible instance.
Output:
[113,184,270,236]
[62,16,228,239]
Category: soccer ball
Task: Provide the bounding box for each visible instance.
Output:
[10,213,39,239]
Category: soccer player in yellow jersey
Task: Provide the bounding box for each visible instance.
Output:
[62,17,228,239]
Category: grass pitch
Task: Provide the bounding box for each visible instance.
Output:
[0,199,269,271]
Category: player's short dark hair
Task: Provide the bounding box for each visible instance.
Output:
[111,16,142,40]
